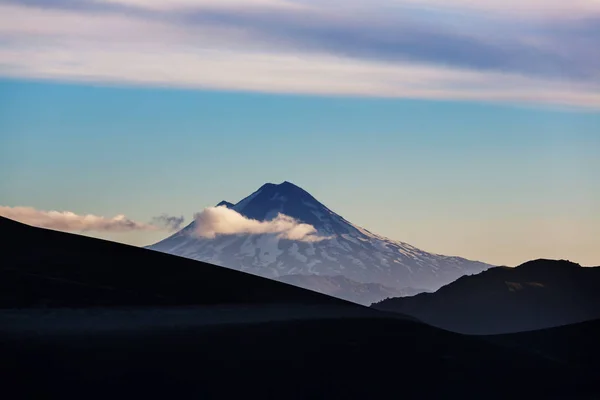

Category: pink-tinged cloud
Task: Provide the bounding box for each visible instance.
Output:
[0,1,599,108]
[388,0,600,18]
[0,205,180,233]
[101,0,307,11]
[192,206,330,242]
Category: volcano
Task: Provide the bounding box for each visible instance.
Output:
[148,181,493,298]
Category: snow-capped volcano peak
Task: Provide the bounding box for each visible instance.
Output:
[230,181,380,238]
[231,181,328,226]
[148,181,493,292]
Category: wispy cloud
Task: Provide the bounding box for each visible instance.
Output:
[100,0,305,11]
[151,214,185,231]
[0,205,181,233]
[0,0,598,108]
[191,206,329,242]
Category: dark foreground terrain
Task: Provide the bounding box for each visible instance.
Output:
[1,309,599,400]
[487,318,600,369]
[1,217,599,399]
[373,259,600,334]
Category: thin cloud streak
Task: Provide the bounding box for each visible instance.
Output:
[101,0,307,12]
[191,206,330,242]
[1,41,597,109]
[386,0,600,19]
[0,205,158,232]
[0,205,185,233]
[27,0,597,18]
[0,1,599,108]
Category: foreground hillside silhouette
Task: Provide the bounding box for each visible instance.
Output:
[0,216,352,308]
[1,217,599,399]
[373,259,600,334]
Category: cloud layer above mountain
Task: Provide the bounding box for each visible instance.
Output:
[0,205,182,233]
[0,0,599,108]
[192,206,328,242]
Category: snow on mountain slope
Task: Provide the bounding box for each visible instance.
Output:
[148,181,494,292]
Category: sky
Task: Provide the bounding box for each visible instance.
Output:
[1,0,599,267]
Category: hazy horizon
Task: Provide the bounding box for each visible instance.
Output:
[1,0,599,267]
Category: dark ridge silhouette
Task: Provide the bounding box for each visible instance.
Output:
[372,259,600,334]
[0,216,354,309]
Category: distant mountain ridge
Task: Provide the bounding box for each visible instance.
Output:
[373,259,600,334]
[148,181,494,298]
[275,274,428,306]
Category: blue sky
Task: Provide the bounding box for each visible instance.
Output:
[1,0,599,266]
[2,78,599,266]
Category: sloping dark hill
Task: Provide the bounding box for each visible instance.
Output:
[373,259,600,334]
[0,216,355,308]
